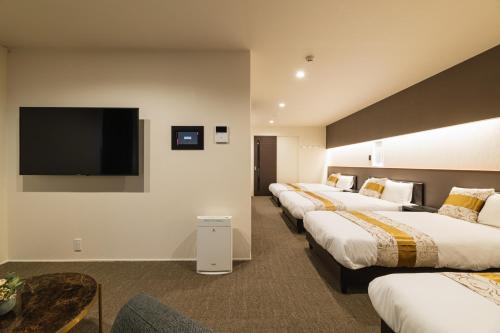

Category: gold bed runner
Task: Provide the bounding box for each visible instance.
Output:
[296,191,345,211]
[336,211,438,267]
[476,273,500,284]
[442,272,500,306]
[285,183,304,191]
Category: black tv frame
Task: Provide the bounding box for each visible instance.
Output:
[19,107,140,176]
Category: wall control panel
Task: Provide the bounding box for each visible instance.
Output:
[215,126,229,144]
[171,126,204,150]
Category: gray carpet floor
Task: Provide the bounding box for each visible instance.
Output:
[0,196,379,332]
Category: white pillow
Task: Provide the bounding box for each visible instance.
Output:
[336,175,354,190]
[478,193,500,228]
[381,179,413,204]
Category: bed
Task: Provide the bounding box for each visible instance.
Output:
[269,175,357,207]
[280,180,422,232]
[368,272,500,333]
[269,183,342,207]
[304,210,500,293]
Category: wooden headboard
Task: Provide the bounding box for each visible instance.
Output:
[328,166,500,207]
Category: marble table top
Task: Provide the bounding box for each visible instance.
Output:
[0,272,97,333]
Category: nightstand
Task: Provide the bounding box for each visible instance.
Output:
[402,205,438,213]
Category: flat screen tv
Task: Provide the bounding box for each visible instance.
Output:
[20,107,139,175]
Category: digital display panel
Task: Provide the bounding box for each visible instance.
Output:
[177,132,199,145]
[171,126,204,150]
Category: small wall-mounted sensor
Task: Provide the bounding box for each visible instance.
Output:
[73,238,82,252]
[215,126,229,144]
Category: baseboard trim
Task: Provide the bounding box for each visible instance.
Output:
[0,260,8,265]
[6,257,252,263]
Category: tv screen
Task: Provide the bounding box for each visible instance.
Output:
[20,107,139,175]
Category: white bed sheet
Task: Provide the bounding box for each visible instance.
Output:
[304,211,500,270]
[280,191,401,219]
[268,183,341,197]
[368,273,500,333]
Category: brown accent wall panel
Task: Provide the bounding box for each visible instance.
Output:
[326,45,500,148]
[329,166,500,208]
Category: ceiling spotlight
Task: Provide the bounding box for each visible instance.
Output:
[295,70,305,79]
[269,120,275,124]
[278,102,286,108]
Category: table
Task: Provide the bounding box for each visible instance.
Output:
[0,272,102,333]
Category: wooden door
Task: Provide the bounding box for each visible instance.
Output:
[254,136,277,196]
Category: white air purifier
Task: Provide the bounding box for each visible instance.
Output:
[196,216,232,275]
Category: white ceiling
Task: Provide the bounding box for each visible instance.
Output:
[1,0,499,127]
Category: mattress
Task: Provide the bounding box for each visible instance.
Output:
[280,191,401,219]
[268,183,341,197]
[369,273,500,333]
[304,211,500,270]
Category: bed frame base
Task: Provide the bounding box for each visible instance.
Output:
[306,231,498,294]
[381,320,395,333]
[281,206,304,233]
[270,195,281,207]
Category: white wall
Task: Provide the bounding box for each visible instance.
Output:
[0,46,7,263]
[251,126,326,190]
[277,136,299,183]
[7,49,251,261]
[328,118,500,171]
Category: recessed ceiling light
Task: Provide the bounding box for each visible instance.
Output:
[278,102,286,108]
[269,120,275,124]
[295,70,305,79]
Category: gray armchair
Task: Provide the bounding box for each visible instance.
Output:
[111,294,215,333]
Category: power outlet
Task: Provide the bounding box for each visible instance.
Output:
[73,238,82,252]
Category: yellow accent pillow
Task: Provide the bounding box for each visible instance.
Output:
[359,178,387,198]
[327,173,341,187]
[438,187,495,223]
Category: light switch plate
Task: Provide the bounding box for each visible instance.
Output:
[73,238,82,252]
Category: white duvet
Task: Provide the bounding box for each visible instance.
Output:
[369,273,500,333]
[268,183,341,197]
[280,191,401,219]
[304,211,500,270]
